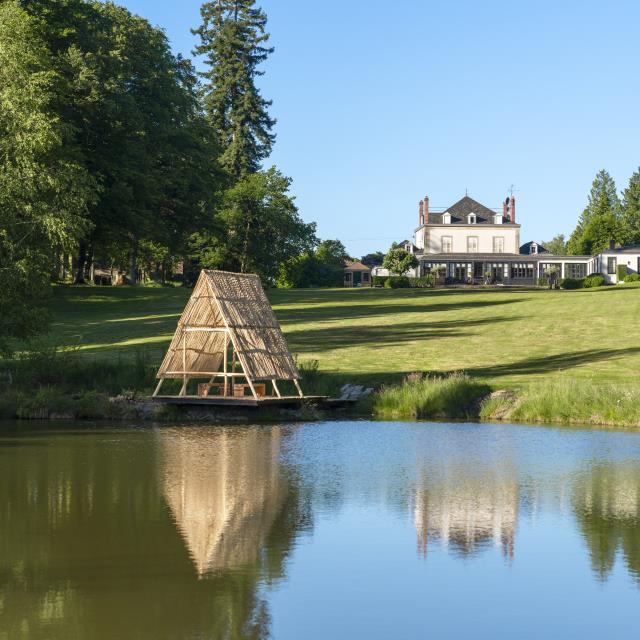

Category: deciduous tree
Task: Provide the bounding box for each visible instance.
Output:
[0,1,92,350]
[215,168,317,283]
[383,247,419,276]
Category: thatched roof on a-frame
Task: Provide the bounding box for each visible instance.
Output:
[157,270,300,381]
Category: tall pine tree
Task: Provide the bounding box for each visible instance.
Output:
[193,0,276,180]
[567,169,622,255]
[621,169,640,246]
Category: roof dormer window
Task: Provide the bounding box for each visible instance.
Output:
[442,212,451,224]
[468,213,476,224]
[493,213,503,224]
[531,243,538,254]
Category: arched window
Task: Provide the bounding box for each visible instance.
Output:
[468,213,476,224]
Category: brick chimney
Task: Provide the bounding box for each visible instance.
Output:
[505,196,516,223]
[418,200,424,226]
[423,194,429,225]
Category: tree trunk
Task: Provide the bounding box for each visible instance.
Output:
[74,242,87,284]
[128,234,138,285]
[87,245,95,284]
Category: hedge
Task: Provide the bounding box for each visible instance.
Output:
[560,278,584,289]
[583,274,606,288]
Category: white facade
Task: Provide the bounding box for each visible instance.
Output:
[418,225,520,255]
[598,250,640,283]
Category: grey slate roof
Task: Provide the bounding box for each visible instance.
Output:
[427,196,510,225]
[601,245,640,254]
[519,241,549,255]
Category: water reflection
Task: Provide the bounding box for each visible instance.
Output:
[160,426,288,576]
[414,464,518,559]
[1,422,640,639]
[573,463,640,583]
[0,425,311,640]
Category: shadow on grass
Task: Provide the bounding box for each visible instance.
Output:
[276,297,526,325]
[268,287,537,308]
[286,316,520,353]
[428,347,640,380]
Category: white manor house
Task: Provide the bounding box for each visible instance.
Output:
[378,192,640,286]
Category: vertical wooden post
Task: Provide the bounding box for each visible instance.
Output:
[223,331,228,397]
[180,331,187,396]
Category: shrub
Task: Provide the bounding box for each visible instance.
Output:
[373,372,490,420]
[560,278,584,289]
[384,276,411,289]
[537,276,549,288]
[624,273,640,283]
[583,274,605,288]
[372,275,387,287]
[16,387,74,419]
[74,390,111,419]
[411,276,432,288]
[617,264,628,281]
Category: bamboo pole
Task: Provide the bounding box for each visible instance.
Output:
[180,332,187,396]
[294,379,304,398]
[223,331,228,396]
[272,380,282,398]
[152,378,164,397]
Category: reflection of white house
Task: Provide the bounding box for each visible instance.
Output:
[413,468,518,559]
[393,192,638,284]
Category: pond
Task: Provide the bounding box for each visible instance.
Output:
[1,420,639,639]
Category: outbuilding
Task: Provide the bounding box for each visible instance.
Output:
[343,260,372,288]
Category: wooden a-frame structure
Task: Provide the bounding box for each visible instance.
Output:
[154,270,303,402]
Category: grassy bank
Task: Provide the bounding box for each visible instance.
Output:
[373,374,640,428]
[1,283,640,423]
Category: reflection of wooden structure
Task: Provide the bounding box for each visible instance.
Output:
[153,270,316,406]
[160,427,287,576]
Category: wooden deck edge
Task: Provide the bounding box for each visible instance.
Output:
[152,395,328,407]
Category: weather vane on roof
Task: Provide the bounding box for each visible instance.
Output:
[509,184,517,198]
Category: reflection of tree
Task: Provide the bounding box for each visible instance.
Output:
[573,463,640,583]
[414,465,518,559]
[0,425,310,639]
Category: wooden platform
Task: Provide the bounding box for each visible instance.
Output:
[152,395,328,408]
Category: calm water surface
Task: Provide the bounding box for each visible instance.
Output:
[1,420,639,639]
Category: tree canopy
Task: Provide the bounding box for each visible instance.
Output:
[621,169,640,246]
[0,1,93,350]
[567,170,622,255]
[193,0,275,180]
[383,247,419,276]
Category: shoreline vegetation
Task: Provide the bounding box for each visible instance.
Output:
[372,374,640,429]
[1,284,640,428]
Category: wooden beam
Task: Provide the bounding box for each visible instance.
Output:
[152,378,164,397]
[223,332,228,396]
[181,333,187,395]
[183,327,229,333]
[272,380,282,398]
[164,371,247,377]
[294,379,304,398]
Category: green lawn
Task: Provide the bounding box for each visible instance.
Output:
[47,283,640,391]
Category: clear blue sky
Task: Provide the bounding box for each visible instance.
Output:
[119,0,640,257]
